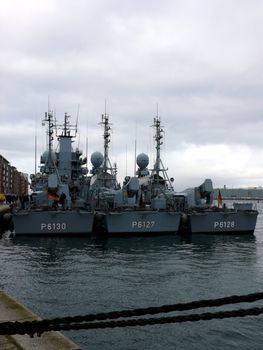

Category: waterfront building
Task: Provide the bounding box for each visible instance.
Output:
[0,155,28,197]
[214,186,263,200]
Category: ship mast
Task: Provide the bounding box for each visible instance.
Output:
[153,116,163,178]
[57,112,77,138]
[55,112,79,181]
[63,112,69,136]
[47,112,54,153]
[42,110,56,172]
[99,108,118,188]
[101,112,111,172]
[152,115,173,190]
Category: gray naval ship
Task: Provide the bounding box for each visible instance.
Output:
[12,111,94,235]
[91,114,183,235]
[180,179,258,234]
[10,109,258,237]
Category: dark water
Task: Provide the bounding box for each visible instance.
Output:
[1,202,263,349]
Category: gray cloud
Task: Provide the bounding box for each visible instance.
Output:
[1,0,263,189]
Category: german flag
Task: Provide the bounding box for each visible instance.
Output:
[47,191,60,201]
[217,190,223,207]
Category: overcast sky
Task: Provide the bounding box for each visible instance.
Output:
[1,0,263,191]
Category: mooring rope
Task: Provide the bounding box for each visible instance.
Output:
[1,291,263,336]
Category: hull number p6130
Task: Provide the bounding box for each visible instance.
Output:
[41,223,67,231]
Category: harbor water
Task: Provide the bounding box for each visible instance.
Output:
[1,201,263,349]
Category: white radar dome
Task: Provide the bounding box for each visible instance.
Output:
[91,152,103,168]
[137,153,149,169]
[41,150,57,164]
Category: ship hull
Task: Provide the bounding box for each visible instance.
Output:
[102,210,181,235]
[187,209,258,234]
[13,210,94,235]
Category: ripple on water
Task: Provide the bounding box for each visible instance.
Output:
[0,204,263,349]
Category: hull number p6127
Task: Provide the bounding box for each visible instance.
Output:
[132,221,155,229]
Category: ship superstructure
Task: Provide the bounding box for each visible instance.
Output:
[89,112,119,192]
[98,115,183,234]
[12,110,94,235]
[179,179,258,234]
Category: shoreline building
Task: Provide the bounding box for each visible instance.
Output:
[214,186,263,200]
[0,155,28,197]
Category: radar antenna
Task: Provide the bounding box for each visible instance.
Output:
[55,112,77,138]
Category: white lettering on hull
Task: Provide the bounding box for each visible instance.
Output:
[40,223,67,231]
[214,221,235,229]
[131,221,156,229]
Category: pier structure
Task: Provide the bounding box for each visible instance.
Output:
[0,290,80,350]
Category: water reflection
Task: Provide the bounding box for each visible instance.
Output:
[12,232,256,252]
[8,231,257,271]
[0,219,262,350]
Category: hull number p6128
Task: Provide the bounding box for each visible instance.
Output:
[214,221,235,229]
